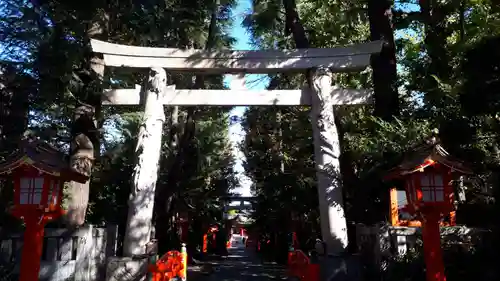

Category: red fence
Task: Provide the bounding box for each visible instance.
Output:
[287,250,320,281]
[148,250,186,281]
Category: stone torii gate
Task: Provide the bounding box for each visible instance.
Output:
[223,196,255,212]
[90,39,382,281]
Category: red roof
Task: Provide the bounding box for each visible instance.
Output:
[0,139,88,183]
[384,137,472,181]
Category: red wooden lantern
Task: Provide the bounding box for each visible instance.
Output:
[401,160,455,216]
[10,166,64,218]
[0,139,88,281]
[384,136,472,281]
[385,139,472,217]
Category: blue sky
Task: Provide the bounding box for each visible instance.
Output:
[225,0,256,197]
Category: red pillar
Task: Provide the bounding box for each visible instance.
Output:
[19,215,45,281]
[422,214,446,281]
[203,234,208,253]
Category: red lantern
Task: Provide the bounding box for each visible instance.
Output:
[384,138,472,281]
[10,166,64,218]
[0,139,88,281]
[402,160,455,216]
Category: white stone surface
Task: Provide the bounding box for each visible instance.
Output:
[310,68,348,255]
[122,68,168,256]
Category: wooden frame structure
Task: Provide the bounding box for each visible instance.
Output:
[90,38,383,267]
[91,39,382,73]
[102,85,373,106]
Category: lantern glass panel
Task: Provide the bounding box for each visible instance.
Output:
[420,174,431,187]
[48,180,61,206]
[435,187,444,202]
[406,177,416,202]
[422,187,433,202]
[20,177,44,205]
[419,173,445,202]
[434,174,444,202]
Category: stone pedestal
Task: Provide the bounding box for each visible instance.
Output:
[105,257,148,281]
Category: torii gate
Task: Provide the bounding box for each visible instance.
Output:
[90,39,382,280]
[223,196,256,210]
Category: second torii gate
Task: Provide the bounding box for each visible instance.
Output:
[90,39,382,281]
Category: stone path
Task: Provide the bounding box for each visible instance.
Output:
[188,247,285,281]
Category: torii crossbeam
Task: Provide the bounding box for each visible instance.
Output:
[91,39,382,73]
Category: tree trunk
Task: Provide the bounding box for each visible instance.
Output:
[368,0,399,120]
[154,0,219,254]
[282,0,310,48]
[419,0,451,107]
[66,104,97,226]
[491,117,500,256]
[123,68,168,256]
[154,106,179,254]
[65,13,108,226]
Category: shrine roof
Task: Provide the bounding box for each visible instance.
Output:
[0,139,88,183]
[385,137,473,180]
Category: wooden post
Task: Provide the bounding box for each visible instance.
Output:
[203,234,208,253]
[180,243,187,281]
[390,188,399,226]
[309,67,348,255]
[19,215,45,281]
[422,213,446,281]
[449,211,456,226]
[123,68,168,256]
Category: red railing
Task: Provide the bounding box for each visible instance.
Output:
[287,250,320,281]
[148,250,185,281]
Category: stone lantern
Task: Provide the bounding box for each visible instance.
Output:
[0,139,88,281]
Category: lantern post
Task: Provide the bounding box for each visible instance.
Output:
[384,137,472,281]
[289,211,300,251]
[178,211,189,243]
[0,139,88,281]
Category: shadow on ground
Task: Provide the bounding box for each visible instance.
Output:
[188,247,285,281]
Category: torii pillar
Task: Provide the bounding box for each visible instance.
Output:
[310,68,357,281]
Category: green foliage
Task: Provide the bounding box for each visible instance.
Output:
[0,0,238,252]
[381,231,498,281]
[240,1,500,277]
[345,116,431,177]
[461,36,500,116]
